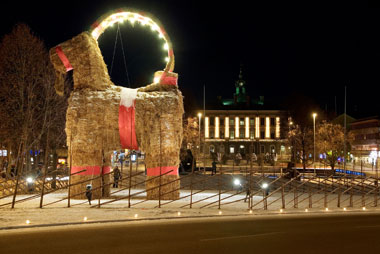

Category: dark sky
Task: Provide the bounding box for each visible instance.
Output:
[1,0,380,118]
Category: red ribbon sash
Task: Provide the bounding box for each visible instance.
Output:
[55,46,73,72]
[146,166,178,176]
[119,103,139,150]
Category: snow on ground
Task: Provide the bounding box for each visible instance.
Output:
[1,187,379,230]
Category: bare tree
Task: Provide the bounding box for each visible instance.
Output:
[284,93,322,169]
[0,24,66,175]
[288,124,314,170]
[182,117,200,150]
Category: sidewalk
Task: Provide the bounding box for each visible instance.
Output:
[1,189,380,231]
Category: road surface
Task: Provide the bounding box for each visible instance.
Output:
[1,213,380,253]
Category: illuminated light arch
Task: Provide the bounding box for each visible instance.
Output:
[89,8,175,83]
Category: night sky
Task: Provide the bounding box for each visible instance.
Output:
[1,0,379,118]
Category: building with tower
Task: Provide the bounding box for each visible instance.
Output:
[196,67,290,160]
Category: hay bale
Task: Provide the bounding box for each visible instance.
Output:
[50,32,111,92]
[50,31,183,200]
[146,175,180,200]
[66,87,120,199]
[135,84,183,199]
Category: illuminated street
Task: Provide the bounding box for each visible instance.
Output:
[1,213,380,254]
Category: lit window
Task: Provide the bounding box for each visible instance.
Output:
[205,117,209,138]
[255,117,260,138]
[265,117,270,138]
[275,117,280,138]
[225,117,229,138]
[245,117,250,138]
[215,117,219,138]
[235,117,239,138]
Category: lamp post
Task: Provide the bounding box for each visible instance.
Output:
[198,113,202,167]
[289,120,293,162]
[312,113,317,172]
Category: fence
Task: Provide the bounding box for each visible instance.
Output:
[1,160,379,212]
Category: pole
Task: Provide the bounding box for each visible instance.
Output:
[158,111,162,208]
[99,150,104,208]
[203,85,206,173]
[190,157,194,208]
[344,86,347,172]
[128,154,132,208]
[375,161,378,207]
[198,113,201,171]
[68,134,72,208]
[313,115,316,168]
[11,142,24,209]
[40,126,51,208]
[313,113,317,176]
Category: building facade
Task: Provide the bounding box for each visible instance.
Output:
[201,110,289,159]
[350,117,380,163]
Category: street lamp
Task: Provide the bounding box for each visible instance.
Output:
[312,113,317,171]
[198,113,202,168]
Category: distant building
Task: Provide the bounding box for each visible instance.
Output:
[350,116,380,164]
[197,67,289,159]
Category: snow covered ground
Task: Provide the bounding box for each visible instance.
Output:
[1,187,379,230]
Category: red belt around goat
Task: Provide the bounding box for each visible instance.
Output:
[55,46,73,72]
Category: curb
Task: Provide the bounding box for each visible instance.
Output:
[2,208,380,231]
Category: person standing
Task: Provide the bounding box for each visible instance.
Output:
[235,152,242,166]
[85,185,92,205]
[244,181,251,202]
[113,166,121,188]
[211,161,217,175]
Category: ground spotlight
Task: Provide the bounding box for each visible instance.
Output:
[218,211,222,215]
[83,217,88,222]
[25,220,30,224]
[134,214,138,218]
[233,179,241,186]
[261,183,269,189]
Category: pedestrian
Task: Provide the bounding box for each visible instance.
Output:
[235,152,242,166]
[10,165,16,177]
[244,182,251,202]
[113,166,121,188]
[85,184,92,205]
[119,151,125,167]
[211,160,217,175]
[184,149,194,171]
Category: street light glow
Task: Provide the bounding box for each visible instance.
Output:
[312,112,317,171]
[262,183,269,189]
